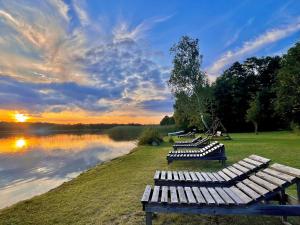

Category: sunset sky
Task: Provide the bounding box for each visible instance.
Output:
[0,0,299,124]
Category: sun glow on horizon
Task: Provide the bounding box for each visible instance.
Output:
[14,113,29,123]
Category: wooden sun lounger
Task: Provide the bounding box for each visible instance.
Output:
[169,141,219,154]
[155,155,270,187]
[173,137,210,150]
[177,132,195,138]
[167,143,226,165]
[168,130,185,136]
[175,135,202,144]
[141,163,300,225]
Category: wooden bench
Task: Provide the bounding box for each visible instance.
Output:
[141,163,300,225]
[168,130,185,136]
[177,131,195,138]
[173,137,210,150]
[155,155,270,187]
[175,135,202,144]
[167,143,227,165]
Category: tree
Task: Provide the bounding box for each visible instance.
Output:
[275,42,300,126]
[246,93,261,134]
[168,36,208,129]
[160,115,175,126]
[214,56,281,132]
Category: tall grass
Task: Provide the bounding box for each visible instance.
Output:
[105,125,176,141]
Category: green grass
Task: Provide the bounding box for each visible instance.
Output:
[0,131,300,225]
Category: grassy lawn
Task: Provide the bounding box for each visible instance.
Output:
[0,131,300,225]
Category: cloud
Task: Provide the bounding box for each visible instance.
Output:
[206,18,300,79]
[72,0,89,26]
[137,99,173,113]
[0,0,173,117]
[224,17,254,48]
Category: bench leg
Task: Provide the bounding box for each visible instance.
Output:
[221,159,226,166]
[279,190,289,224]
[297,181,300,201]
[146,212,152,225]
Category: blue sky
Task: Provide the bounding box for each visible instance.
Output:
[0,0,299,123]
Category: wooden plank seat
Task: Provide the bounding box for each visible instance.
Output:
[175,135,202,144]
[169,141,219,154]
[155,155,270,187]
[173,137,210,150]
[177,132,195,138]
[167,143,227,165]
[141,163,300,225]
[168,130,184,136]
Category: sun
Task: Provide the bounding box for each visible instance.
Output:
[15,113,29,122]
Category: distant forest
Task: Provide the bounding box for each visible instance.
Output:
[164,36,300,133]
[0,122,142,134]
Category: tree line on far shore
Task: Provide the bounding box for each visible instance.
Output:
[161,36,300,133]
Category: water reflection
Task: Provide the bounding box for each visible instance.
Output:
[15,138,27,148]
[0,134,135,209]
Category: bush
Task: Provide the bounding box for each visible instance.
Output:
[138,127,163,146]
[168,137,174,143]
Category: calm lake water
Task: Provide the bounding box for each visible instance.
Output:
[0,133,135,209]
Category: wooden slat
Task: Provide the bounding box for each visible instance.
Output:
[222,168,238,179]
[201,172,212,182]
[215,187,235,205]
[200,187,215,205]
[208,187,225,205]
[150,186,160,202]
[271,163,300,178]
[161,186,169,203]
[230,186,253,204]
[223,187,244,205]
[232,163,249,173]
[263,168,295,182]
[249,155,270,164]
[227,166,243,176]
[167,171,172,180]
[173,171,179,181]
[161,171,166,180]
[242,179,269,196]
[238,160,256,170]
[249,175,278,191]
[243,158,262,167]
[212,172,224,182]
[141,185,152,202]
[154,171,160,180]
[184,187,197,204]
[170,186,178,203]
[178,171,185,181]
[236,182,260,200]
[189,172,199,181]
[207,172,218,182]
[177,186,187,203]
[192,187,206,204]
[184,171,192,181]
[256,171,286,186]
[217,171,231,181]
[195,172,205,182]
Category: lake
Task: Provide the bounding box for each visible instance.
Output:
[0,133,136,209]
